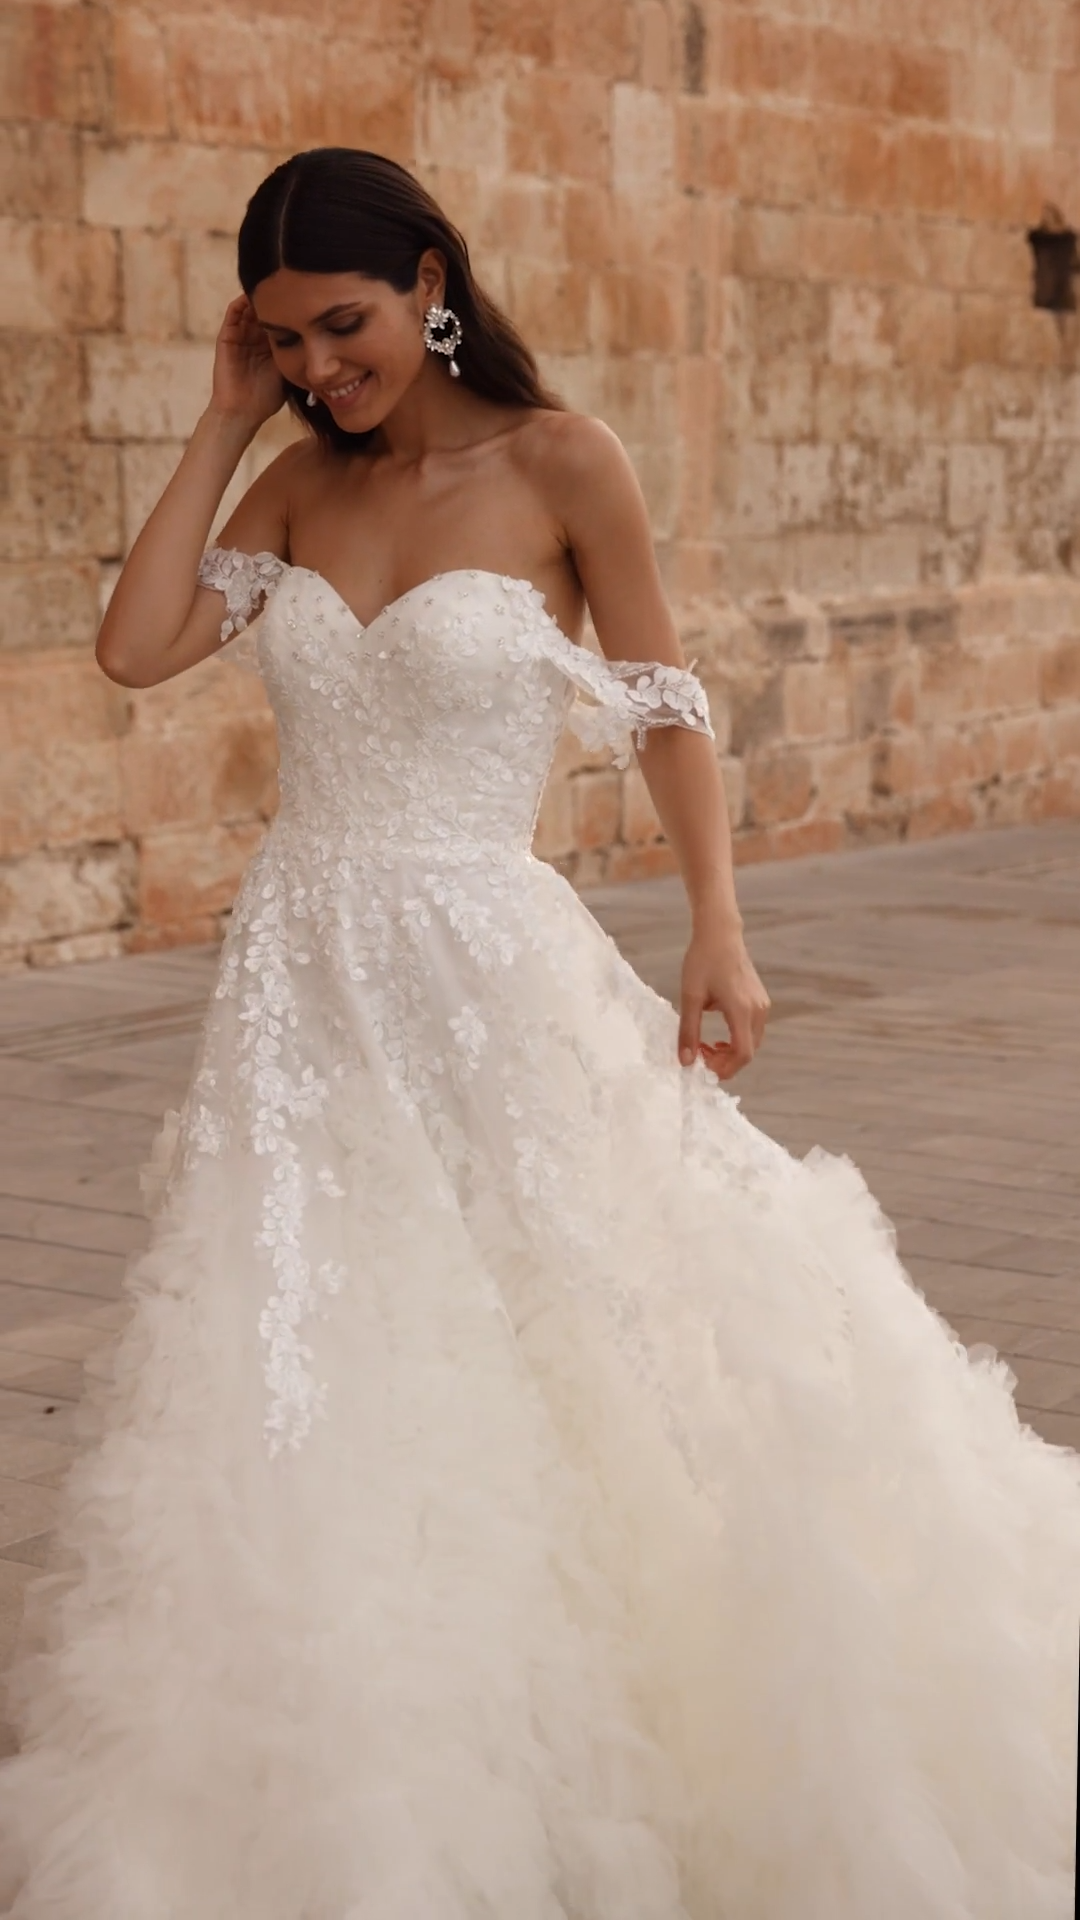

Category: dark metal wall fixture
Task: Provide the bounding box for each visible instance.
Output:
[1027,204,1079,313]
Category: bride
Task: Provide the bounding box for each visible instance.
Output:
[1,147,1077,1920]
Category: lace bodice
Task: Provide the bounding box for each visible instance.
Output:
[197,552,714,861]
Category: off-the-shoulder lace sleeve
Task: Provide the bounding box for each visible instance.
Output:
[197,546,287,665]
[560,652,714,768]
[502,578,714,767]
[526,622,713,771]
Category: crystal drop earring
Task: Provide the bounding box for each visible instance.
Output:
[422,304,463,379]
[306,390,317,408]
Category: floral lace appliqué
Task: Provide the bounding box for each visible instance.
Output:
[168,558,721,1456]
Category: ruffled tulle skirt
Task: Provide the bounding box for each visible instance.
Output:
[1,836,1077,1918]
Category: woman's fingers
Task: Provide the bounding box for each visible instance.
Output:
[678,991,704,1067]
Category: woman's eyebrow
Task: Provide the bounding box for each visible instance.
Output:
[254,303,365,330]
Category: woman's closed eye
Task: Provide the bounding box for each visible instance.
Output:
[263,319,366,348]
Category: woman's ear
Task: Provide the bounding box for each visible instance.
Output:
[415,248,447,308]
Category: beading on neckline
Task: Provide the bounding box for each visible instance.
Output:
[282,565,561,644]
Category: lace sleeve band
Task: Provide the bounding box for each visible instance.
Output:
[565,656,714,767]
[539,631,715,770]
[197,547,288,645]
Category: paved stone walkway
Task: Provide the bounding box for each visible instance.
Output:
[1,821,1078,1751]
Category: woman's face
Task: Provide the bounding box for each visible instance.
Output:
[252,254,444,430]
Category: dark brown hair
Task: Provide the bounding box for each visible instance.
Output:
[237,148,563,453]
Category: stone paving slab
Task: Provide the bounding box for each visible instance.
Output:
[0,822,1078,1751]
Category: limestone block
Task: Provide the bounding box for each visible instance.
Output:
[0,220,118,333]
[735,103,820,208]
[83,139,269,233]
[1039,640,1080,708]
[0,560,100,652]
[612,83,674,198]
[471,0,552,63]
[287,53,415,155]
[138,821,265,926]
[166,15,293,146]
[828,286,893,371]
[1,1,109,127]
[604,842,679,884]
[906,790,977,841]
[420,75,506,174]
[1,443,122,564]
[779,443,836,531]
[119,442,186,554]
[0,844,136,948]
[87,339,212,440]
[723,537,799,598]
[894,125,961,219]
[638,0,673,89]
[505,71,607,182]
[891,288,956,369]
[810,740,872,816]
[729,443,781,538]
[0,651,128,751]
[0,741,122,857]
[1044,706,1080,763]
[0,122,80,224]
[947,444,1008,533]
[855,532,922,591]
[677,100,739,201]
[620,765,662,845]
[553,2,636,78]
[836,443,946,532]
[744,746,814,827]
[120,715,277,833]
[750,277,829,359]
[180,232,239,340]
[122,230,183,339]
[1055,68,1080,147]
[727,666,784,757]
[888,45,951,122]
[0,335,83,437]
[799,211,877,285]
[952,49,1013,134]
[112,9,170,137]
[509,261,591,355]
[915,643,986,725]
[127,654,271,737]
[793,532,861,595]
[732,205,804,280]
[588,269,680,354]
[571,769,622,852]
[783,659,852,743]
[717,10,810,98]
[562,182,615,269]
[818,114,897,215]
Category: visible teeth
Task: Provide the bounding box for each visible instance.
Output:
[326,376,365,399]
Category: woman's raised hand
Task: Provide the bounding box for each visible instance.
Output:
[210,294,286,430]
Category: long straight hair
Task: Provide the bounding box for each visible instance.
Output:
[237,148,564,453]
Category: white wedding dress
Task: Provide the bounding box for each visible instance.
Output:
[1,556,1077,1919]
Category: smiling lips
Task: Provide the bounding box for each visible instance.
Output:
[322,373,370,406]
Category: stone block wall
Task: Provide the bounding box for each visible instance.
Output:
[2,0,1080,963]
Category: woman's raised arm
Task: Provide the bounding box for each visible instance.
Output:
[96,295,295,689]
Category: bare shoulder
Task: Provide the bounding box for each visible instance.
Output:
[507,409,632,498]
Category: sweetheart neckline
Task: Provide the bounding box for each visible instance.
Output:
[279,563,582,651]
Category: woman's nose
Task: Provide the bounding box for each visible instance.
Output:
[303,349,343,391]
